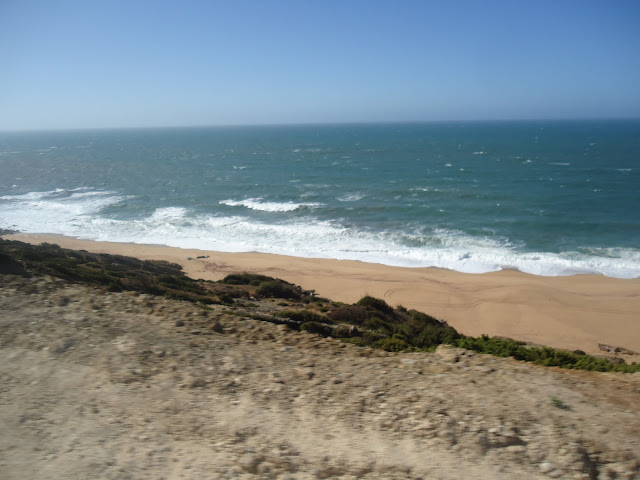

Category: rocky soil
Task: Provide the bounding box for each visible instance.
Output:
[1,274,639,479]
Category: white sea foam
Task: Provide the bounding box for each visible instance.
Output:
[149,207,189,221]
[1,191,52,201]
[0,188,127,235]
[410,187,441,193]
[219,198,321,212]
[337,193,365,202]
[2,188,639,279]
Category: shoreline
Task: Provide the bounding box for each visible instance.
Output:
[6,232,640,357]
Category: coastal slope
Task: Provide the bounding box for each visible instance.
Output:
[1,256,640,479]
[8,233,640,357]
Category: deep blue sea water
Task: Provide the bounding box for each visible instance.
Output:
[1,120,639,277]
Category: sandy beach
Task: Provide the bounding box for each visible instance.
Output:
[6,233,640,357]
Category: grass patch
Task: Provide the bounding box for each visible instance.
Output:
[551,396,571,410]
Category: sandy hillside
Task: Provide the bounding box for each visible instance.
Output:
[1,273,639,480]
[8,234,640,358]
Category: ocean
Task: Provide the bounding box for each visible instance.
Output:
[1,120,639,278]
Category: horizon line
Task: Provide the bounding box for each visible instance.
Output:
[2,116,640,134]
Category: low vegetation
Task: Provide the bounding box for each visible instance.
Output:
[1,238,638,373]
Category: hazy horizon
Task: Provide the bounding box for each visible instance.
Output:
[3,116,640,134]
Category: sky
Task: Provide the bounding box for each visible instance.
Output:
[1,0,639,130]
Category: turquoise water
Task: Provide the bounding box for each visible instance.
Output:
[1,120,639,277]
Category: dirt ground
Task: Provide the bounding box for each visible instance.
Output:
[1,274,639,479]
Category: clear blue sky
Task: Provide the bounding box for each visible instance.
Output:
[1,0,639,130]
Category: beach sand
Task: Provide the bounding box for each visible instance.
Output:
[7,233,640,357]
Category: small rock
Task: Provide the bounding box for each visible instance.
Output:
[210,322,224,333]
[52,338,76,354]
[539,462,555,474]
[505,445,526,454]
[237,454,262,474]
[175,319,185,327]
[189,378,207,388]
[294,367,314,380]
[435,344,461,363]
[256,462,273,474]
[56,296,70,306]
[151,347,166,357]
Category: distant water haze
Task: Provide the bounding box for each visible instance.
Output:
[0,120,638,278]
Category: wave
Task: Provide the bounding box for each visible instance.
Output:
[336,193,365,202]
[0,188,126,225]
[149,207,189,221]
[219,198,322,212]
[2,189,639,279]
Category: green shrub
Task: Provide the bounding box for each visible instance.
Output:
[107,280,123,292]
[408,310,447,327]
[332,325,360,338]
[218,293,234,304]
[157,274,179,286]
[360,331,386,346]
[164,291,217,304]
[363,317,393,335]
[357,296,393,314]
[300,322,333,337]
[256,280,300,299]
[328,304,369,325]
[220,273,275,285]
[373,337,412,352]
[451,335,640,373]
[281,309,331,324]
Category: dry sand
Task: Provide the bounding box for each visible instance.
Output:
[7,233,640,357]
[2,274,640,479]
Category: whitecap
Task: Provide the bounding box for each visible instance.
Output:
[336,193,365,202]
[149,207,189,221]
[219,198,321,212]
[0,188,127,236]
